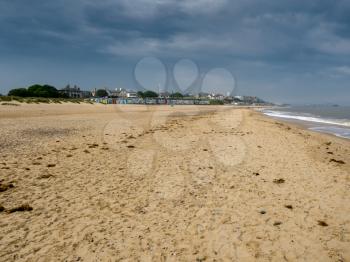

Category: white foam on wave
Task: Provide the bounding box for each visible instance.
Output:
[309,126,350,139]
[263,110,350,127]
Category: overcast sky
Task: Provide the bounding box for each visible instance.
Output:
[0,0,350,104]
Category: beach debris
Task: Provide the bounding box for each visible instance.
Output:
[284,205,293,209]
[318,220,328,227]
[273,221,282,226]
[203,149,208,151]
[327,152,333,155]
[325,142,332,146]
[253,172,260,176]
[47,164,56,167]
[38,173,54,179]
[0,183,14,192]
[0,205,5,212]
[8,204,33,213]
[259,210,266,214]
[127,145,135,148]
[1,102,19,106]
[330,159,345,164]
[273,178,285,184]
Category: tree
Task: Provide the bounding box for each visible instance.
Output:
[137,91,145,98]
[96,89,108,97]
[27,84,60,98]
[170,92,183,98]
[143,90,158,98]
[8,88,30,97]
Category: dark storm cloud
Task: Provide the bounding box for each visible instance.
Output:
[0,0,349,103]
[1,0,350,59]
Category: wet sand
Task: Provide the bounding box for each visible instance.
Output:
[0,103,349,261]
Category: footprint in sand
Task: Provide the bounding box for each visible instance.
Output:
[103,118,145,150]
[150,108,203,151]
[133,58,205,151]
[126,149,155,178]
[152,160,186,200]
[209,135,246,167]
[189,152,216,186]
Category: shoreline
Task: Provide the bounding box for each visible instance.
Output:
[258,106,350,140]
[258,110,350,142]
[258,108,350,141]
[0,104,349,261]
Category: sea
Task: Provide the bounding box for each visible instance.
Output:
[261,105,350,139]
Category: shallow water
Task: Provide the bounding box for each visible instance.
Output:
[261,105,350,139]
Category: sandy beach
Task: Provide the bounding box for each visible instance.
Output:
[0,103,349,261]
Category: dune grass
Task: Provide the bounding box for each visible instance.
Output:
[0,96,94,104]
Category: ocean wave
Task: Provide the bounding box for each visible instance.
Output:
[309,126,350,139]
[263,110,350,127]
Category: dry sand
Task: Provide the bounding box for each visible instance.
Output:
[0,103,349,261]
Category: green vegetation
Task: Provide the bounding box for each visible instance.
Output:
[1,102,20,106]
[169,92,184,98]
[0,96,12,101]
[7,84,66,98]
[95,89,108,97]
[0,96,93,104]
[27,84,61,98]
[8,88,29,97]
[137,90,159,98]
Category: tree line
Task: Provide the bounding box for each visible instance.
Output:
[8,85,66,98]
[7,85,187,99]
[137,91,184,98]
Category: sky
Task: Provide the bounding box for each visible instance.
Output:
[0,0,350,104]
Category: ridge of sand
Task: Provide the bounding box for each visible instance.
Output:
[0,104,349,261]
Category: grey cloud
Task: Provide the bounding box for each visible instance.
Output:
[0,0,349,103]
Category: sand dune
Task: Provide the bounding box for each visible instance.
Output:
[0,103,349,261]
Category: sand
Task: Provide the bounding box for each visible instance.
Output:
[0,103,349,261]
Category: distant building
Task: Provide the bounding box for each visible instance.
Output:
[59,85,91,98]
[126,91,138,98]
[106,88,119,97]
[196,92,210,99]
[159,92,170,98]
[110,88,138,98]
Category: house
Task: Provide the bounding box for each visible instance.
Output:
[126,90,138,98]
[112,88,138,98]
[59,85,91,98]
[207,93,225,100]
